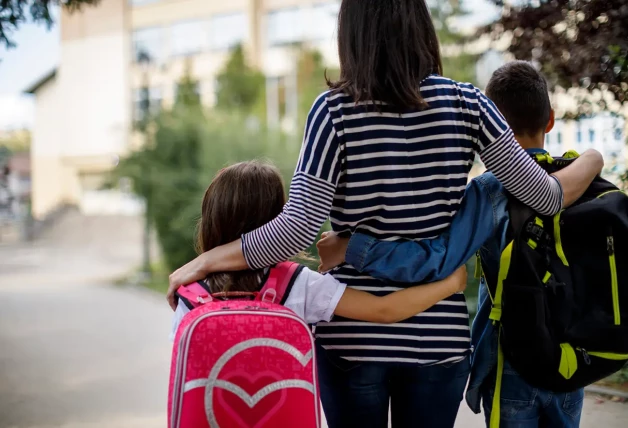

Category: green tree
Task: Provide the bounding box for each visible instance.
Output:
[0,0,99,49]
[117,65,304,272]
[118,46,345,275]
[431,0,479,84]
[116,71,205,271]
[297,47,339,128]
[484,0,628,114]
[215,45,265,114]
[175,62,201,108]
[0,130,30,153]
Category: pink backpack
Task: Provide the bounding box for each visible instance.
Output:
[168,262,321,428]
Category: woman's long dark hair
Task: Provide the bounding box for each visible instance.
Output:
[328,0,443,110]
[196,161,286,294]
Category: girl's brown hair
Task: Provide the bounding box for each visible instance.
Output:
[196,160,286,294]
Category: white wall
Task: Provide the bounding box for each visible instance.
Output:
[80,189,144,216]
[58,32,130,158]
[31,77,61,157]
[31,76,68,217]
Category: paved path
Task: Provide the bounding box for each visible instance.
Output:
[1,212,626,427]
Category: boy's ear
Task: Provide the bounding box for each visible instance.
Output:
[545,109,555,133]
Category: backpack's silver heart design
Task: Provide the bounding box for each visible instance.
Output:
[184,338,315,428]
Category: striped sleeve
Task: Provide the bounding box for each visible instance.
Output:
[241,93,341,269]
[474,90,563,216]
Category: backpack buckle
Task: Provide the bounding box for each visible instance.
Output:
[526,223,544,240]
[526,222,552,246]
[196,294,211,304]
[262,288,277,304]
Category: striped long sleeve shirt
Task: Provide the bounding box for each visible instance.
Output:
[241,75,563,365]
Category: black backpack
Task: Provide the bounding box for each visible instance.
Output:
[480,151,628,397]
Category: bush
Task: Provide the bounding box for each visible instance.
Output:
[118,109,304,272]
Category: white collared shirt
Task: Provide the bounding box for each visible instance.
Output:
[170,267,346,341]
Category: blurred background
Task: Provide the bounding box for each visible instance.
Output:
[0,1,627,427]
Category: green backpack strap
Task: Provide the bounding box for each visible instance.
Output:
[490,328,506,428]
[488,241,514,428]
[489,242,513,324]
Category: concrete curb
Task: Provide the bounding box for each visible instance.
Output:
[586,385,628,400]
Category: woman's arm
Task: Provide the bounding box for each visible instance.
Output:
[553,149,604,206]
[333,265,467,324]
[474,90,602,215]
[167,94,341,309]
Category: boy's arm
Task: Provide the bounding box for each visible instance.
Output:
[333,265,467,323]
[317,178,497,285]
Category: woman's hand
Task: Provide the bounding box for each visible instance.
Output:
[317,231,350,272]
[166,239,249,310]
[167,253,212,310]
[552,149,604,208]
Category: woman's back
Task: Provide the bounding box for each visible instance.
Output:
[329,75,484,241]
[313,75,492,365]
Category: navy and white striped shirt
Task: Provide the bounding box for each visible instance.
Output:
[242,75,562,365]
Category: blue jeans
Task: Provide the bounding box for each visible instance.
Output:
[481,360,584,428]
[316,343,471,428]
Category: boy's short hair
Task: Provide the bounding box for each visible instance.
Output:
[485,61,551,137]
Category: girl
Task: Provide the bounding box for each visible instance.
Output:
[168,1,602,426]
[170,161,466,339]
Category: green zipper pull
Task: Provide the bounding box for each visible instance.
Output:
[607,235,620,325]
[474,252,483,279]
[608,236,615,255]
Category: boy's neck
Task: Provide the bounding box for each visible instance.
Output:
[514,132,545,152]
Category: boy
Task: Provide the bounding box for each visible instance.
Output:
[317,61,600,427]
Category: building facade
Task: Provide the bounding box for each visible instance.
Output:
[27,0,341,219]
[547,113,626,185]
[469,113,627,185]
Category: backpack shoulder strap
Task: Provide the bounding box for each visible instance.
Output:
[258,262,305,305]
[175,281,212,310]
[507,196,536,237]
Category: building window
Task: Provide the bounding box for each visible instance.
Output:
[603,130,611,143]
[576,125,582,144]
[614,128,623,142]
[545,134,550,145]
[589,129,595,143]
[132,27,165,63]
[171,21,209,57]
[308,2,340,40]
[129,0,161,5]
[210,13,248,50]
[557,131,562,145]
[133,87,163,123]
[267,8,303,46]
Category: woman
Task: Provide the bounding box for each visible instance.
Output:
[167,1,602,427]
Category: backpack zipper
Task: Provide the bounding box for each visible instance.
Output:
[597,190,626,199]
[607,236,620,325]
[595,190,623,325]
[578,347,628,361]
[553,211,569,266]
